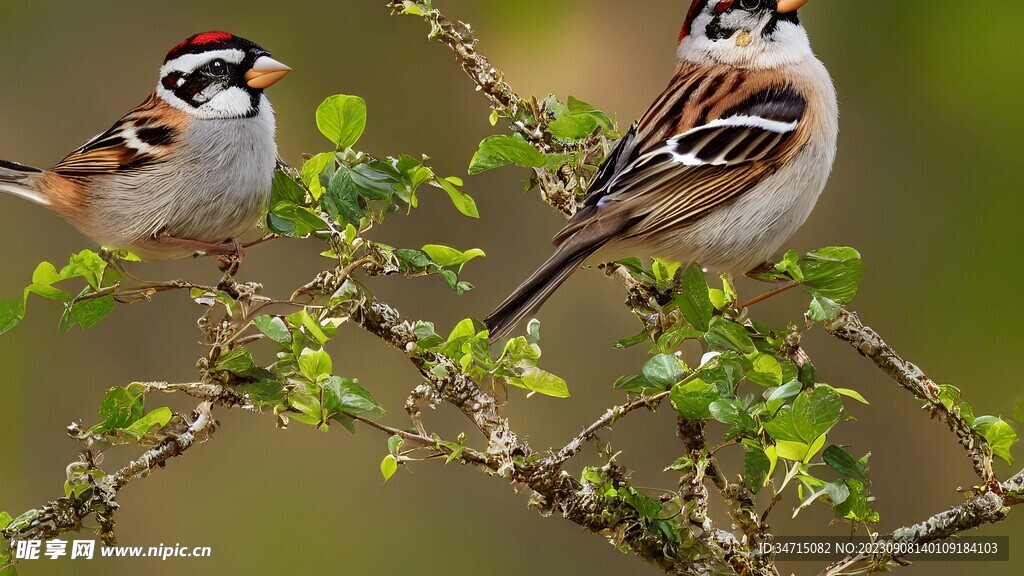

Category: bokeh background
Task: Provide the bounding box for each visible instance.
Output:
[0,1,1021,575]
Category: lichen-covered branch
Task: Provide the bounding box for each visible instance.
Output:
[2,402,216,547]
[825,309,995,483]
[820,468,1024,576]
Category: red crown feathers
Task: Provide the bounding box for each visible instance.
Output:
[165,31,234,62]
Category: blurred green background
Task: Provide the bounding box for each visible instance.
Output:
[1,1,1021,574]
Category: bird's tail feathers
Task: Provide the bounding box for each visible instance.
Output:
[0,160,48,206]
[485,223,618,340]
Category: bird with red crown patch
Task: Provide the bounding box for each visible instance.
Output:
[485,0,836,339]
[0,32,293,262]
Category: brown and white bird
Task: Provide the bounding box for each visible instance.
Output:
[485,0,837,339]
[0,32,291,261]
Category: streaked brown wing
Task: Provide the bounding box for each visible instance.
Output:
[51,93,177,177]
[555,83,808,244]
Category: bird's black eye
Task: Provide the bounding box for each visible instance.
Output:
[206,59,227,76]
[739,0,760,10]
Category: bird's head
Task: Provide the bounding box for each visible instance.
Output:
[157,32,291,120]
[678,0,812,69]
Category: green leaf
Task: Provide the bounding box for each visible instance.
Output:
[213,347,256,376]
[300,152,334,198]
[743,448,771,493]
[287,310,331,346]
[823,445,870,481]
[412,321,444,349]
[670,378,718,420]
[709,398,747,425]
[765,380,802,412]
[446,317,481,343]
[271,170,306,205]
[974,416,1018,465]
[0,298,26,335]
[0,511,13,530]
[834,387,869,405]
[764,409,801,443]
[95,384,146,432]
[774,438,819,463]
[298,348,333,380]
[800,247,866,305]
[61,249,108,289]
[548,96,615,141]
[549,112,598,141]
[807,296,842,322]
[122,407,173,440]
[253,316,291,346]
[64,295,116,331]
[792,387,842,443]
[323,376,385,420]
[642,354,686,388]
[1013,403,1024,425]
[623,487,662,520]
[388,434,405,455]
[435,176,479,218]
[526,318,542,343]
[516,367,570,398]
[747,353,783,387]
[614,331,649,349]
[613,373,658,393]
[676,263,713,332]
[380,454,398,482]
[421,245,486,268]
[324,165,368,226]
[266,201,327,238]
[705,317,756,354]
[833,478,878,523]
[469,133,567,174]
[239,380,287,409]
[316,94,367,149]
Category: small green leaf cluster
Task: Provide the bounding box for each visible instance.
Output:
[268,94,485,294]
[580,466,685,551]
[388,243,484,295]
[937,385,1019,465]
[72,383,175,445]
[752,247,866,322]
[614,255,878,525]
[217,309,385,432]
[269,93,477,241]
[411,318,569,398]
[0,250,119,335]
[380,432,468,483]
[472,95,619,197]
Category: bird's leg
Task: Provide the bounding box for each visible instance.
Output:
[212,239,245,275]
[98,248,149,284]
[153,235,245,271]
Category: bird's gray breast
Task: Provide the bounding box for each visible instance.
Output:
[167,96,277,242]
[99,96,277,247]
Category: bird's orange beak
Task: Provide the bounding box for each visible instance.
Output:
[245,56,292,89]
[777,0,811,13]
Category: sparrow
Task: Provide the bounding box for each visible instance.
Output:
[485,0,837,339]
[0,31,292,261]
